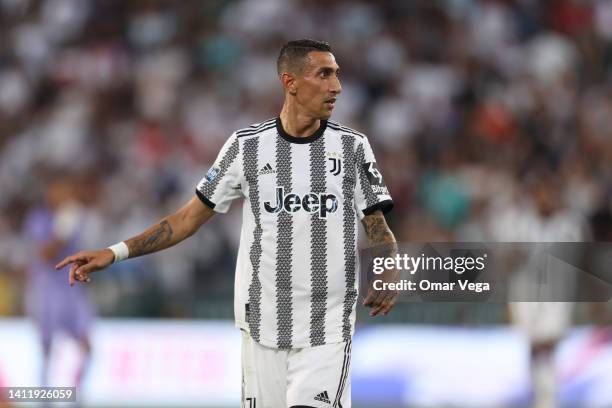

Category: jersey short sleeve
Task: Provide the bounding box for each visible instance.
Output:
[196,133,243,213]
[354,137,393,219]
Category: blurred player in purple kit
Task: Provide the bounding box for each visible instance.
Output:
[22,176,94,395]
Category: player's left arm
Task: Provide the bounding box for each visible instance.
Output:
[361,210,398,316]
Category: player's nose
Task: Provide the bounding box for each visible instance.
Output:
[331,79,342,95]
[329,75,341,95]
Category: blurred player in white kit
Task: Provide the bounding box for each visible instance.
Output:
[489,171,589,408]
[22,176,94,400]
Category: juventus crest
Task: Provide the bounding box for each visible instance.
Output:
[328,157,342,176]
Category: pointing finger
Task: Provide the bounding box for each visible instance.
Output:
[56,257,71,270]
[55,254,86,270]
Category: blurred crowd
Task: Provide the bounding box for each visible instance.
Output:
[0,0,611,319]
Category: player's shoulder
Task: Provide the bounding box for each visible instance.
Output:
[326,119,367,140]
[234,118,276,138]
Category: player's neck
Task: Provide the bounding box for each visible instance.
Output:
[279,105,321,138]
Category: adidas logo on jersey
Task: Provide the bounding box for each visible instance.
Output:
[263,187,338,218]
[259,163,276,175]
[314,391,331,404]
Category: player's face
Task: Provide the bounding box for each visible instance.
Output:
[45,179,73,208]
[294,51,342,119]
[532,182,559,217]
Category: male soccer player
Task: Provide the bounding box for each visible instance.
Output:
[56,39,397,408]
[490,172,588,408]
[24,177,94,398]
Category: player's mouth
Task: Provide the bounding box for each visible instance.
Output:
[324,98,336,109]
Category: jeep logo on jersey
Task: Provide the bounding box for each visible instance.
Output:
[264,187,338,218]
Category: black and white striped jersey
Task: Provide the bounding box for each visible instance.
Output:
[196,117,393,349]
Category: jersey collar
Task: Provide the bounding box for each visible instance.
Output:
[276,117,327,144]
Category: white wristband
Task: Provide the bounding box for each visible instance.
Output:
[108,242,129,263]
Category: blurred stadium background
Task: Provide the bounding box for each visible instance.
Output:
[1,0,612,406]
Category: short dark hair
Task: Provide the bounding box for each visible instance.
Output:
[277,39,332,76]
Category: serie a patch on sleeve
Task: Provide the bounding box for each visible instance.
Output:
[363,162,389,195]
[205,166,221,182]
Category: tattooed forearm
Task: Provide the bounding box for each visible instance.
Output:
[126,220,174,257]
[362,210,397,257]
[362,210,400,316]
[362,210,396,245]
[118,197,215,260]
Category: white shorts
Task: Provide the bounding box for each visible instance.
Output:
[509,302,574,343]
[241,330,352,408]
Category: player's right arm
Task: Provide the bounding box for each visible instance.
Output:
[58,129,243,286]
[55,196,214,286]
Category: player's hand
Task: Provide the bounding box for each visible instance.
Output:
[55,249,115,286]
[363,269,399,317]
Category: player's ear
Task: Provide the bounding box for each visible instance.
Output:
[281,72,297,96]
